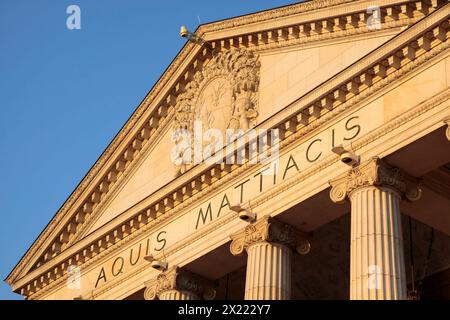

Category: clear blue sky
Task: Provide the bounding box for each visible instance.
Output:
[0,0,299,300]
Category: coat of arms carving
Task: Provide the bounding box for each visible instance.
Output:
[172,49,260,174]
[174,48,260,132]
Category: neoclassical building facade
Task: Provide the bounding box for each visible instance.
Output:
[6,0,450,300]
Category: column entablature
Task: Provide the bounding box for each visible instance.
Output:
[144,266,216,300]
[329,157,422,204]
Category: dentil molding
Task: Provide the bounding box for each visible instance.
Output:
[444,118,450,141]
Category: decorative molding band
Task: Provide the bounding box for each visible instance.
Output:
[74,86,450,301]
[329,157,422,203]
[200,0,356,33]
[229,215,311,256]
[198,0,444,36]
[19,4,450,298]
[143,266,216,300]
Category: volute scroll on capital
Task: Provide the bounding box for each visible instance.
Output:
[144,266,216,300]
[229,215,311,256]
[329,157,422,204]
[444,118,450,141]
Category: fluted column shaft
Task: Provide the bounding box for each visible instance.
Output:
[245,242,292,300]
[349,186,406,300]
[329,157,421,300]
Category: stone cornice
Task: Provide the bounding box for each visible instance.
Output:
[329,157,423,203]
[229,215,311,256]
[203,0,438,53]
[422,164,450,200]
[143,266,216,300]
[8,0,449,296]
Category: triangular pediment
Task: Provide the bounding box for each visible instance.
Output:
[7,0,448,296]
[79,34,400,238]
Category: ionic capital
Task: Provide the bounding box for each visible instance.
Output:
[444,118,450,141]
[144,266,216,300]
[229,215,310,256]
[329,156,421,203]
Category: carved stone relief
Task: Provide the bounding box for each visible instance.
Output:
[173,49,260,174]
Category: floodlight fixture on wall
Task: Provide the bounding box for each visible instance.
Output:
[230,203,257,223]
[144,254,168,272]
[331,144,360,167]
[180,25,213,52]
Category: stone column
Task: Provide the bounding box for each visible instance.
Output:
[230,215,310,300]
[329,157,421,300]
[144,266,216,300]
